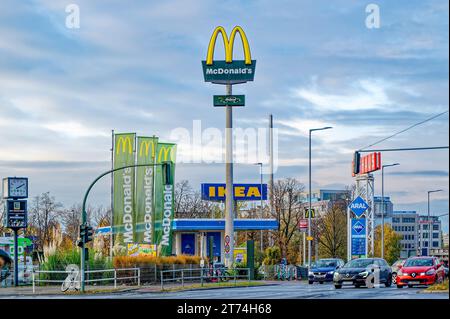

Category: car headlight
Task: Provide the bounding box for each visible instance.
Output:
[327,271,334,275]
[308,271,314,276]
[425,269,436,276]
[333,272,340,280]
[358,271,369,278]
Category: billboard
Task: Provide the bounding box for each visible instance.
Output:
[352,152,381,176]
[201,183,268,201]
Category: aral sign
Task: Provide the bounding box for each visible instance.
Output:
[202,26,256,84]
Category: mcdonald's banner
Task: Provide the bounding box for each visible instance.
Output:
[135,136,158,244]
[153,142,177,256]
[202,26,256,84]
[113,133,136,246]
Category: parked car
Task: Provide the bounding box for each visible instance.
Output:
[308,258,345,284]
[391,259,406,284]
[396,256,445,288]
[333,258,392,289]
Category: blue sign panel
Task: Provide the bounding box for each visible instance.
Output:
[201,183,268,201]
[349,196,369,218]
[351,218,366,257]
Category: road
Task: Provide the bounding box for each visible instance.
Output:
[2,281,448,299]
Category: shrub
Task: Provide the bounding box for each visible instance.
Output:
[113,255,200,268]
[262,246,281,265]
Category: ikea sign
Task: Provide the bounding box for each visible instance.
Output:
[201,183,268,201]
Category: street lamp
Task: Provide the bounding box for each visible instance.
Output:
[381,163,399,259]
[427,189,443,256]
[255,162,264,252]
[308,126,332,268]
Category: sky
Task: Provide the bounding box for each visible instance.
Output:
[0,0,448,231]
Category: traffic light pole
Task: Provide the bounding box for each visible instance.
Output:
[80,162,169,292]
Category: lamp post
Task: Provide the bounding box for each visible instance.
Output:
[381,163,399,258]
[308,126,332,268]
[255,163,264,252]
[427,189,442,256]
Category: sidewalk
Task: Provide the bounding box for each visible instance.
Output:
[0,284,142,297]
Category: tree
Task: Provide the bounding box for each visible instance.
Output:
[317,200,348,259]
[25,192,62,253]
[174,180,223,218]
[374,224,402,264]
[270,178,305,262]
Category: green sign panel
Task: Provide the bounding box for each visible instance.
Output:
[213,95,245,107]
[202,60,256,84]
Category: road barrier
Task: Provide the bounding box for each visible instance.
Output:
[160,267,250,290]
[31,267,140,293]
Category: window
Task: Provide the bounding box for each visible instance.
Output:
[433,233,439,239]
[433,224,439,231]
[433,241,439,248]
[403,218,415,223]
[422,233,429,239]
[423,225,429,230]
[392,217,400,223]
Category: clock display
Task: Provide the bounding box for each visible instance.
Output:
[4,177,28,198]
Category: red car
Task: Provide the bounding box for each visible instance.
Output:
[396,256,445,288]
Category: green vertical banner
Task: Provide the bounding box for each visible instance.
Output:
[135,136,158,244]
[154,142,177,256]
[113,133,136,247]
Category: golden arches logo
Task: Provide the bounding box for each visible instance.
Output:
[206,26,252,65]
[139,140,156,158]
[157,145,176,163]
[116,136,133,155]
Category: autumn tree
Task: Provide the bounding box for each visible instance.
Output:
[270,178,304,262]
[374,224,402,264]
[175,180,222,218]
[317,200,348,259]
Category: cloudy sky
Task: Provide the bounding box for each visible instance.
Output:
[0,0,448,231]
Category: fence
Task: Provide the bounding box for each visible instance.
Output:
[259,265,308,280]
[31,267,140,293]
[160,267,251,290]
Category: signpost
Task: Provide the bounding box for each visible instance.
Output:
[298,219,308,232]
[2,177,29,287]
[202,26,256,268]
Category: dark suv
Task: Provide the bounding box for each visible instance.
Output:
[333,258,393,289]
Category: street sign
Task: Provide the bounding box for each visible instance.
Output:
[351,218,366,257]
[306,236,313,241]
[349,196,369,218]
[298,219,308,231]
[214,95,245,107]
[5,199,27,229]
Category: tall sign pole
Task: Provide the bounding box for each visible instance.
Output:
[225,83,235,266]
[202,26,256,267]
[269,114,274,247]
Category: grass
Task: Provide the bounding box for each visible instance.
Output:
[161,281,267,292]
[425,279,449,292]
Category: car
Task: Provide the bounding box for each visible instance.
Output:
[396,256,445,288]
[333,258,392,289]
[391,259,406,284]
[308,258,345,284]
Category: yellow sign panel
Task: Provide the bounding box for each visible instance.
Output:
[306,236,314,241]
[206,26,252,65]
[234,247,247,264]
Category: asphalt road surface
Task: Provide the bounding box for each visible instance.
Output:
[4,282,448,299]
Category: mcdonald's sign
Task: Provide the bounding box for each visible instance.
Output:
[116,135,133,155]
[202,26,256,84]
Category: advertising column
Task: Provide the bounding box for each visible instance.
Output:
[113,133,136,247]
[154,142,177,256]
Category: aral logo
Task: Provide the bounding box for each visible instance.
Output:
[349,196,369,217]
[353,221,364,234]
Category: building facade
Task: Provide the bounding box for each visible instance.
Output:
[373,196,394,219]
[418,215,442,256]
[391,211,418,258]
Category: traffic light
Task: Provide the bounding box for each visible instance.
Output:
[353,151,361,175]
[78,224,94,245]
[162,162,173,185]
[85,225,94,243]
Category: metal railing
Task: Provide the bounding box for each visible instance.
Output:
[160,267,251,290]
[32,267,140,293]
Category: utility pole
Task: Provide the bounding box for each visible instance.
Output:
[269,114,274,247]
[427,189,442,256]
[381,163,399,258]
